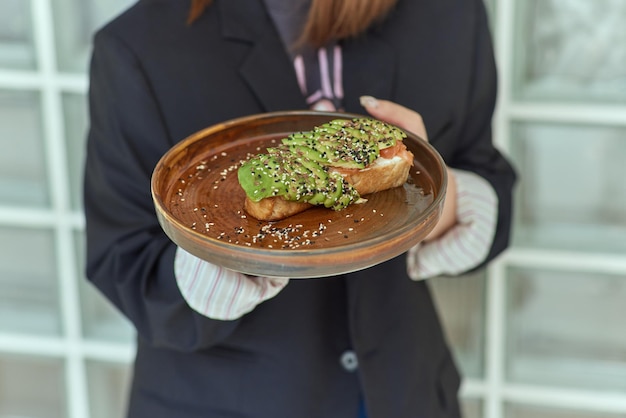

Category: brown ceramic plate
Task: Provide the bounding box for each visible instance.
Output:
[151,111,446,278]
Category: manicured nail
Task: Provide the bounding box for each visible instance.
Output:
[360,95,379,108]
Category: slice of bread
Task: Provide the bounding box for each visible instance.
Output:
[243,153,413,221]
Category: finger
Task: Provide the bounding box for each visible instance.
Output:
[360,95,428,141]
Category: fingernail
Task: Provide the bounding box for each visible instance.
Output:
[360,95,379,108]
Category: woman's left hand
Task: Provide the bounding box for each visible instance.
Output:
[359,95,457,241]
[359,95,428,141]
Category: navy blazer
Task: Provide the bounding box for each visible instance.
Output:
[84,0,516,417]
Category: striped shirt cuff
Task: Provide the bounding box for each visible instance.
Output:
[174,247,289,320]
[407,168,498,280]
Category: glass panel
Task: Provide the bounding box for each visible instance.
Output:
[86,360,132,418]
[0,90,50,207]
[461,397,483,418]
[75,231,135,343]
[506,403,626,418]
[0,0,36,70]
[505,266,626,391]
[513,0,626,103]
[428,270,486,379]
[0,354,66,418]
[63,92,88,211]
[510,122,626,254]
[53,0,136,73]
[0,226,61,336]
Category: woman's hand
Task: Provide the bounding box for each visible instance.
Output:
[359,96,457,241]
[359,95,428,141]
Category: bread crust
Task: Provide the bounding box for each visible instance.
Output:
[332,155,411,196]
[244,196,312,222]
[243,153,413,221]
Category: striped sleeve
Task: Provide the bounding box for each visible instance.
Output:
[174,247,289,320]
[407,168,498,280]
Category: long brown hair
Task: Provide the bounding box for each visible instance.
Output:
[188,0,398,47]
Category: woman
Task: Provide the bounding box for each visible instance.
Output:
[84,0,516,417]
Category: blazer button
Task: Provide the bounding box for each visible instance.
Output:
[340,350,359,372]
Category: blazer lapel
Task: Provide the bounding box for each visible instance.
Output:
[216,0,396,113]
[342,34,396,113]
[217,0,307,111]
[239,37,309,111]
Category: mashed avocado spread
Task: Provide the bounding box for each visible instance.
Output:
[237,118,406,210]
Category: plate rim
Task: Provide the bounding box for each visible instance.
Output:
[151,110,447,277]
